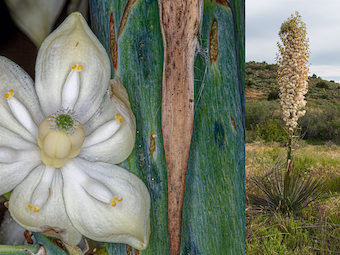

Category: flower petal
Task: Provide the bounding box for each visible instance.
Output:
[0,149,41,195]
[8,165,82,245]
[0,126,36,150]
[0,57,44,143]
[35,12,111,123]
[4,0,66,47]
[61,158,150,250]
[80,78,136,164]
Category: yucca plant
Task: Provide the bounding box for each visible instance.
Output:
[248,166,324,215]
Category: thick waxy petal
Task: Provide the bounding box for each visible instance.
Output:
[4,0,66,47]
[0,150,41,195]
[8,165,82,245]
[0,57,44,143]
[61,158,150,250]
[35,12,111,123]
[0,126,36,150]
[80,79,136,164]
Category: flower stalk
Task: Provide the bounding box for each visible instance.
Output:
[277,12,310,171]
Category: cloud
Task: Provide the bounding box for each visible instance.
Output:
[309,65,340,82]
[246,0,340,69]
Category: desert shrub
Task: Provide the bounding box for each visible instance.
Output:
[267,89,279,101]
[246,101,279,130]
[299,105,340,144]
[255,119,288,143]
[316,81,330,89]
[245,78,255,87]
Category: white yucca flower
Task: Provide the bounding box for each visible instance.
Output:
[277,12,310,134]
[0,13,150,250]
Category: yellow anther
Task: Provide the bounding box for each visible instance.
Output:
[115,113,123,124]
[71,64,83,71]
[111,200,117,207]
[28,205,40,213]
[110,196,123,207]
[4,89,14,99]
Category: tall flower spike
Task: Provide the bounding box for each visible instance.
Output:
[83,113,123,148]
[61,64,82,110]
[5,90,38,138]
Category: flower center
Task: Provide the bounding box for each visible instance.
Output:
[38,111,85,168]
[56,114,73,130]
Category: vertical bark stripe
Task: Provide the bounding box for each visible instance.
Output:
[209,19,218,63]
[110,12,118,70]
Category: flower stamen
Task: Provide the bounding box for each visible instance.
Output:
[110,196,123,207]
[62,65,82,110]
[4,89,38,138]
[28,205,40,213]
[115,113,123,124]
[83,113,124,148]
[4,89,14,99]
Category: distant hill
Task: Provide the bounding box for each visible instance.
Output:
[245,61,340,144]
[245,61,340,104]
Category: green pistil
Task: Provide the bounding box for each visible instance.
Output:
[56,114,73,131]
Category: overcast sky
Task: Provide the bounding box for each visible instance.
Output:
[246,0,340,82]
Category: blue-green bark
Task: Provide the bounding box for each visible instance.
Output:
[89,0,245,254]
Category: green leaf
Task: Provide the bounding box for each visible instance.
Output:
[33,232,68,255]
[0,245,40,254]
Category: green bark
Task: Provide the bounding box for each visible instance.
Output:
[89,0,245,254]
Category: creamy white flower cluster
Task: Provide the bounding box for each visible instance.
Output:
[277,12,309,133]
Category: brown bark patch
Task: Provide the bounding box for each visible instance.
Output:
[209,19,218,63]
[109,12,118,70]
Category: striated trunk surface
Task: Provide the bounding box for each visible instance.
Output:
[90,0,245,254]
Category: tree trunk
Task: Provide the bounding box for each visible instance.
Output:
[89,0,245,254]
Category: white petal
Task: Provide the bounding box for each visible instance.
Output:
[80,80,136,164]
[0,151,41,195]
[61,158,150,250]
[7,96,38,138]
[8,165,82,245]
[35,12,111,123]
[0,126,36,150]
[0,57,44,143]
[4,0,66,47]
[0,147,40,163]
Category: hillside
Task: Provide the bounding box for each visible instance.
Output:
[246,61,340,103]
[245,61,340,144]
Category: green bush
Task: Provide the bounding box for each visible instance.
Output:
[255,119,288,143]
[246,101,280,130]
[267,89,280,101]
[299,104,340,144]
[246,78,255,87]
[316,81,330,89]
